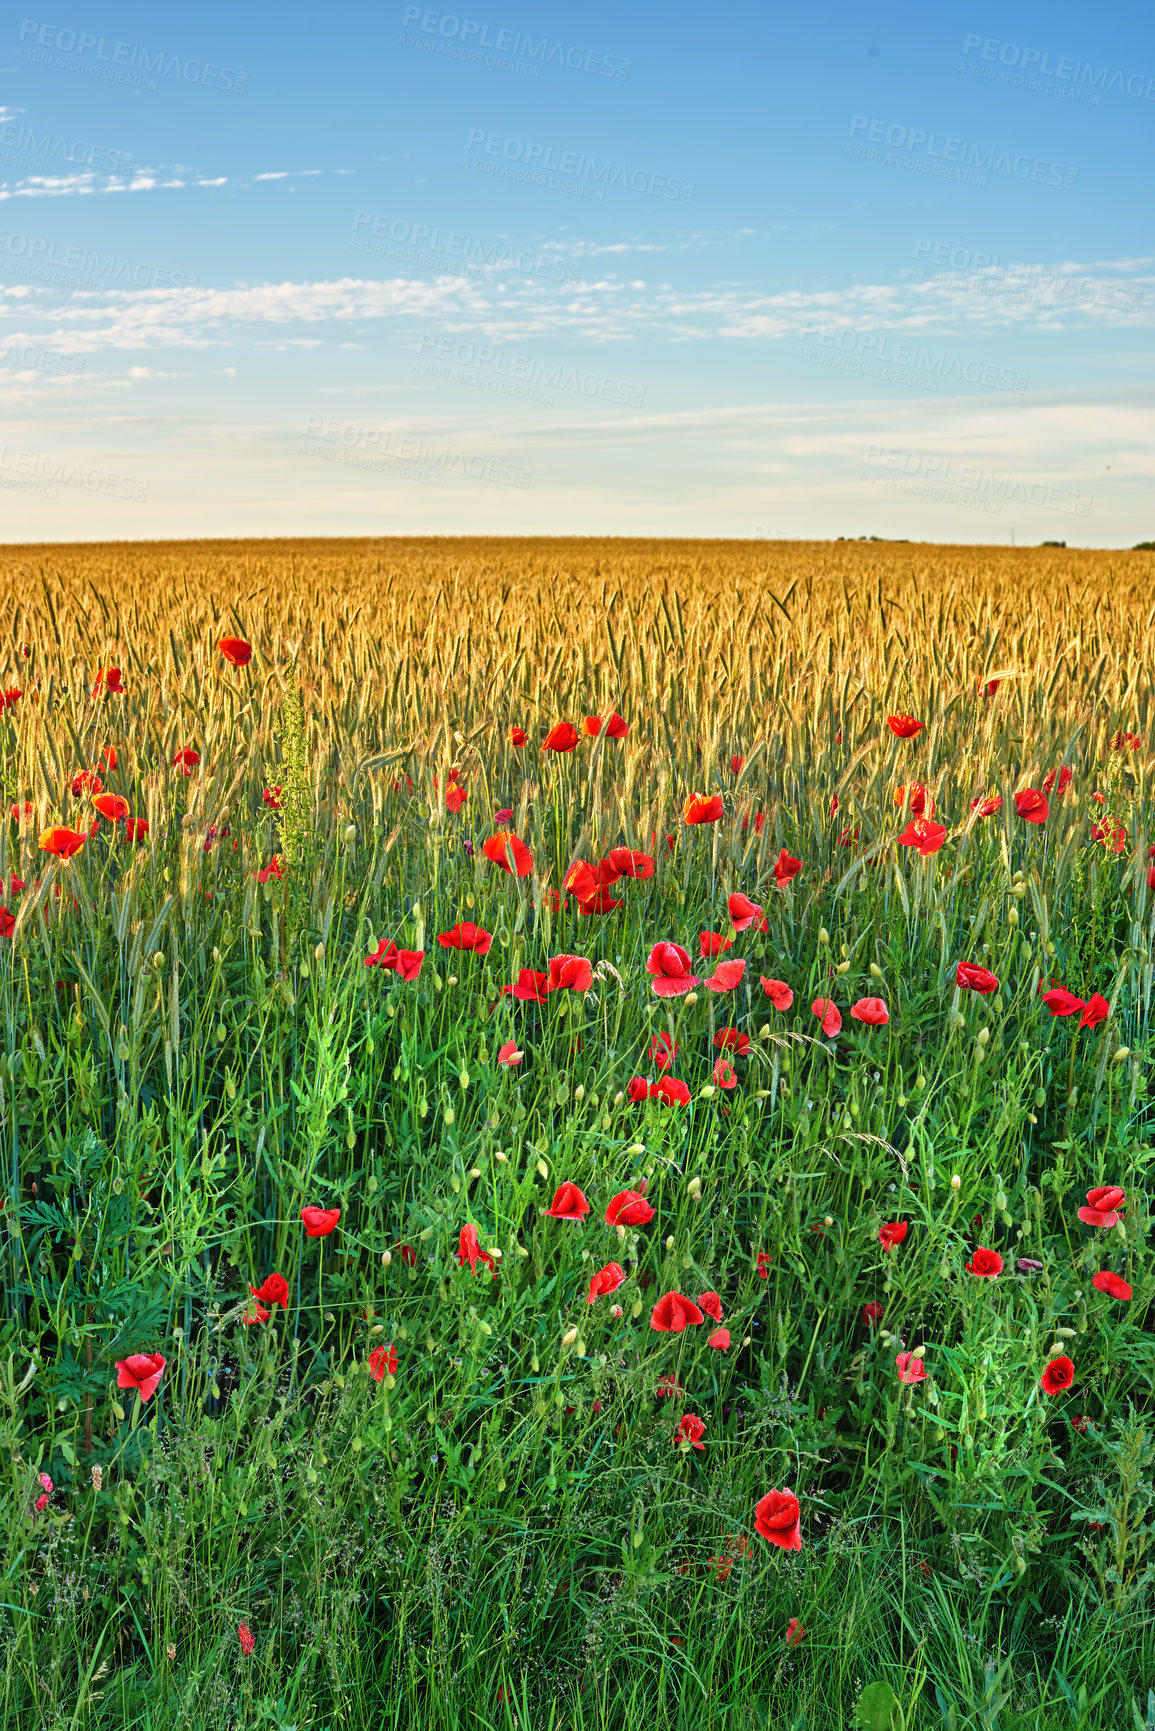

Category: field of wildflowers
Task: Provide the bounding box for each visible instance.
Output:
[1,536,1153,1730]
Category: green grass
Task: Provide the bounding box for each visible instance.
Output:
[1,537,1153,1729]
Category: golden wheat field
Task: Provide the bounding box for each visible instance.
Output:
[2,536,1154,1731]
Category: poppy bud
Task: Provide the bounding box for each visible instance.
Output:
[916,1073,926,1089]
[870,963,883,979]
[536,1159,549,1179]
[344,824,356,843]
[631,1299,643,1318]
[153,951,165,968]
[1113,1046,1130,1062]
[684,992,698,1006]
[824,1215,833,1227]
[381,1250,392,1267]
[561,1327,577,1348]
[531,1354,539,1372]
[212,946,220,961]
[616,1224,626,1241]
[836,961,850,974]
[977,1027,989,1045]
[444,1106,454,1123]
[1007,908,1018,927]
[687,1176,701,1197]
[627,1143,645,1155]
[469,1165,481,1178]
[314,943,325,961]
[951,1175,961,1190]
[459,1070,470,1089]
[574,1084,584,1101]
[494,1150,507,1163]
[897,1094,906,1108]
[818,927,829,945]
[614,1092,624,1106]
[700,1085,716,1099]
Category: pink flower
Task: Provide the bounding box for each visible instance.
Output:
[850,997,889,1025]
[707,1326,730,1350]
[497,1039,522,1067]
[704,958,745,994]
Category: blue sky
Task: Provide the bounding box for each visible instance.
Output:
[0,0,1151,541]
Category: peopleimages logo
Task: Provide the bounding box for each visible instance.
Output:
[350,211,581,282]
[0,117,132,171]
[464,129,694,202]
[15,19,248,91]
[0,229,199,289]
[799,326,1028,393]
[961,34,1155,101]
[400,8,630,78]
[847,116,1078,188]
[863,445,1093,516]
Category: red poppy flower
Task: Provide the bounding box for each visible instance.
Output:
[300,1206,340,1238]
[114,1352,166,1402]
[561,860,599,905]
[542,722,580,753]
[445,784,468,814]
[754,1488,801,1550]
[457,1223,496,1273]
[772,849,802,887]
[2,688,22,708]
[851,997,889,1025]
[1078,993,1109,1030]
[394,949,423,982]
[1077,1184,1125,1227]
[1091,1269,1131,1301]
[887,714,923,739]
[655,1373,684,1400]
[39,826,86,861]
[1091,819,1126,853]
[238,1623,255,1654]
[256,857,285,884]
[244,1300,271,1326]
[714,1027,750,1055]
[878,1221,907,1252]
[760,977,793,1010]
[683,791,724,825]
[707,1326,730,1350]
[862,1300,884,1327]
[1041,1355,1075,1395]
[510,967,550,1003]
[364,939,400,970]
[756,1251,771,1279]
[651,1291,705,1332]
[956,962,999,993]
[1042,988,1084,1018]
[363,1341,399,1382]
[1110,730,1141,750]
[811,997,841,1037]
[100,745,118,771]
[727,891,762,931]
[896,1352,927,1384]
[712,1056,738,1089]
[698,1290,723,1322]
[0,909,15,939]
[627,1074,651,1102]
[585,712,629,739]
[173,748,200,774]
[704,959,745,995]
[965,1246,1003,1277]
[547,954,592,993]
[250,1273,290,1307]
[263,786,282,809]
[899,817,947,856]
[219,637,252,668]
[785,1619,806,1647]
[642,1034,674,1074]
[483,831,534,876]
[546,1182,590,1220]
[1014,788,1049,824]
[125,817,150,842]
[509,725,527,746]
[894,783,933,817]
[92,666,124,696]
[699,930,733,958]
[605,846,654,879]
[497,1039,522,1067]
[11,801,33,825]
[971,794,1003,817]
[675,1413,706,1450]
[578,888,625,916]
[606,1189,654,1226]
[70,769,102,799]
[587,1261,626,1302]
[92,793,130,823]
[438,921,492,955]
[650,1076,691,1107]
[646,941,700,997]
